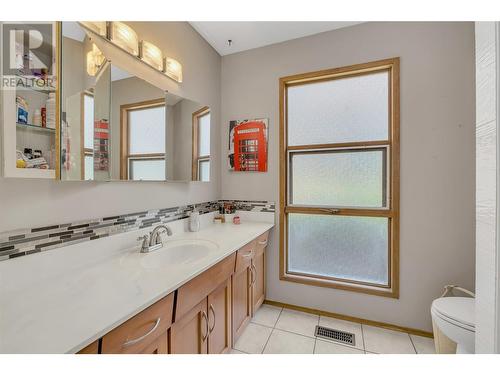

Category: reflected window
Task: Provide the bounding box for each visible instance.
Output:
[121,99,166,181]
[192,107,210,181]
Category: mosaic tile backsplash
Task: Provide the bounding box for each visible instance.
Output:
[0,200,275,262]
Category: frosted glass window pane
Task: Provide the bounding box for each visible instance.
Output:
[199,160,210,182]
[288,214,389,285]
[198,113,210,156]
[84,95,94,150]
[129,106,166,154]
[287,71,389,146]
[84,155,94,180]
[129,159,165,181]
[290,149,385,207]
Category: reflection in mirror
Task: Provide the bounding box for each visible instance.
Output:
[111,65,166,181]
[120,99,166,180]
[60,21,210,182]
[192,107,211,182]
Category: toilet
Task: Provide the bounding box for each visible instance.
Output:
[431,297,475,354]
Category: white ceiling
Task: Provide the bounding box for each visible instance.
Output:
[111,65,133,81]
[189,22,362,56]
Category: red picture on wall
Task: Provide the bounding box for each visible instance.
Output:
[228,118,268,172]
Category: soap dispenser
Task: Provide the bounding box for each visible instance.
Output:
[189,210,200,232]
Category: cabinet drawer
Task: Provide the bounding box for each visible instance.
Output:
[176,253,236,319]
[101,293,174,354]
[254,231,269,255]
[235,241,255,273]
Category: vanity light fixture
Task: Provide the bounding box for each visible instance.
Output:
[139,40,163,71]
[86,43,105,76]
[165,57,183,83]
[78,21,183,83]
[110,21,139,56]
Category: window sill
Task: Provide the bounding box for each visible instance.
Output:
[280,272,399,299]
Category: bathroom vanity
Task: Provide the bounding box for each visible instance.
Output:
[0,213,273,354]
[98,229,269,354]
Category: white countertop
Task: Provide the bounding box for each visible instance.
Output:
[0,213,274,353]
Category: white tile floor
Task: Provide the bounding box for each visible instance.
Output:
[232,304,436,354]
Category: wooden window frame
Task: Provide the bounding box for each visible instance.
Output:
[192,106,210,181]
[279,57,400,298]
[120,98,166,180]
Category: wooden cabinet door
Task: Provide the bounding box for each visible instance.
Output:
[170,299,208,354]
[77,340,99,354]
[140,331,168,354]
[252,246,265,313]
[232,265,252,343]
[207,277,232,354]
[252,231,268,314]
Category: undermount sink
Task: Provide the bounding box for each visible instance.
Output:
[139,239,219,269]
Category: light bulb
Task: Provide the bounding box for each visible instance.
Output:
[80,21,107,36]
[86,44,105,76]
[111,22,139,55]
[141,41,163,71]
[165,57,183,83]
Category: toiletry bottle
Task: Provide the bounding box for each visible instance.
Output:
[41,107,46,127]
[46,93,56,129]
[189,210,200,232]
[33,109,41,126]
[16,96,29,124]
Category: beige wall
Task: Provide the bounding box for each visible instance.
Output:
[0,22,221,232]
[220,22,476,331]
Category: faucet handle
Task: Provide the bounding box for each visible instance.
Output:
[137,234,149,251]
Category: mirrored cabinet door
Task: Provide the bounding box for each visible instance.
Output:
[60,21,211,182]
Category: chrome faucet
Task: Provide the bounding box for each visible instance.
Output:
[137,224,173,253]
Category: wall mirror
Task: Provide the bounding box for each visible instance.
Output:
[60,22,210,182]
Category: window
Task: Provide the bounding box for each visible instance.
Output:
[279,58,400,298]
[192,106,211,181]
[82,93,94,180]
[120,99,166,181]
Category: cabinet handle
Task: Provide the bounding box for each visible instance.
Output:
[209,304,216,333]
[257,239,267,246]
[252,264,257,286]
[318,208,340,215]
[249,264,256,287]
[201,310,209,342]
[250,265,254,286]
[122,317,161,347]
[241,250,253,258]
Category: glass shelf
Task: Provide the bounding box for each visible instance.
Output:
[17,87,54,95]
[16,122,56,133]
[11,167,56,179]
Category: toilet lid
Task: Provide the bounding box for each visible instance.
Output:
[432,297,475,328]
